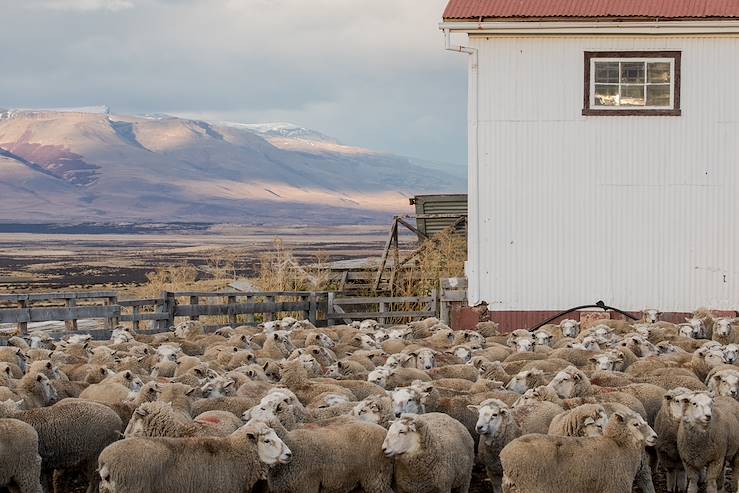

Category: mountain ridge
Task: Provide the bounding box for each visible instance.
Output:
[0,109,464,225]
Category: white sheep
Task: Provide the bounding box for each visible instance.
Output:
[382,412,474,493]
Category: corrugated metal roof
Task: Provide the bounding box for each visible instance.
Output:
[443,0,739,20]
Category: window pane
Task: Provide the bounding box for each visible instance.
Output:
[594,62,619,83]
[594,85,619,106]
[621,62,645,83]
[620,85,645,106]
[647,84,671,107]
[648,62,671,83]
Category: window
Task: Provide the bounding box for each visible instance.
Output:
[583,51,681,116]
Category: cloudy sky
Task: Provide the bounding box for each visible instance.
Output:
[0,0,467,165]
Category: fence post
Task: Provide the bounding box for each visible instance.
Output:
[300,295,309,321]
[227,296,237,326]
[17,300,27,336]
[430,288,439,320]
[132,305,141,331]
[166,292,176,328]
[439,281,449,325]
[379,300,386,325]
[265,296,275,322]
[309,292,317,325]
[189,296,199,321]
[327,292,335,327]
[65,298,78,332]
[246,295,255,325]
[107,295,119,328]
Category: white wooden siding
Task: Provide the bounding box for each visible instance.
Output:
[467,35,739,311]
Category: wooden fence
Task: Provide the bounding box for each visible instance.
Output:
[0,283,468,336]
[326,291,438,325]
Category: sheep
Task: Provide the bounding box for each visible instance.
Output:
[469,398,521,493]
[547,403,608,437]
[690,346,727,382]
[500,410,656,493]
[654,387,693,493]
[352,394,394,428]
[677,391,739,493]
[0,398,122,493]
[16,373,58,408]
[99,421,291,493]
[382,412,474,493]
[506,369,547,394]
[279,359,354,404]
[712,317,738,345]
[267,418,392,493]
[124,401,241,438]
[511,398,563,434]
[706,368,739,400]
[0,417,43,493]
[427,364,479,382]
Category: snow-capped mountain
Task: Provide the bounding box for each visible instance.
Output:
[0,109,465,225]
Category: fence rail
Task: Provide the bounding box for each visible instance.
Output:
[0,282,468,335]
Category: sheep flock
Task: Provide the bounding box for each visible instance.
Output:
[0,308,737,493]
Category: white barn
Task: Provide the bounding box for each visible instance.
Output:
[440,0,739,326]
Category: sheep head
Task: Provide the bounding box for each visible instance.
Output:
[707,370,739,400]
[382,414,423,457]
[242,422,292,465]
[559,319,581,338]
[681,391,714,427]
[390,386,424,417]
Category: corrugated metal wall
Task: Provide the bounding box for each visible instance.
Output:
[467,35,739,312]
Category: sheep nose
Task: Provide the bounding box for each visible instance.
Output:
[704,414,712,421]
[476,425,485,433]
[285,452,292,458]
[394,412,402,418]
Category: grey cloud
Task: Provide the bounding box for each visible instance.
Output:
[0,0,467,165]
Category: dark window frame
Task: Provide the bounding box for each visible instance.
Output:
[583,51,682,116]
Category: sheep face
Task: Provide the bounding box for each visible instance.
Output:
[383,415,421,457]
[713,318,736,338]
[36,373,59,405]
[547,368,583,399]
[245,424,292,465]
[533,329,553,347]
[314,333,336,349]
[701,349,727,369]
[351,334,380,350]
[279,317,298,330]
[390,387,423,417]
[683,317,708,339]
[385,353,410,369]
[368,367,391,388]
[560,320,581,338]
[723,344,738,364]
[664,388,693,419]
[617,412,657,447]
[414,349,437,370]
[681,392,714,427]
[579,336,601,352]
[297,354,321,376]
[314,393,349,409]
[582,408,609,437]
[708,371,739,400]
[450,346,472,364]
[200,378,235,399]
[470,399,510,436]
[589,353,622,372]
[124,407,149,437]
[360,320,379,332]
[511,337,534,353]
[352,398,384,425]
[642,309,661,323]
[506,370,539,394]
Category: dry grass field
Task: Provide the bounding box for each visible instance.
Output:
[0,225,394,294]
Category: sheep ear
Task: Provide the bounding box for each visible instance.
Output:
[124,371,132,380]
[588,357,597,363]
[262,362,269,370]
[583,417,595,425]
[245,430,258,443]
[467,404,480,412]
[613,412,626,422]
[664,394,673,401]
[36,374,44,382]
[135,408,148,417]
[185,387,196,396]
[3,367,10,375]
[337,361,344,369]
[224,380,235,388]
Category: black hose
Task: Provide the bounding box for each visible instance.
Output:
[529,300,639,332]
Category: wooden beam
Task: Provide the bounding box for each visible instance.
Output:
[396,217,429,240]
[326,311,435,320]
[374,218,398,292]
